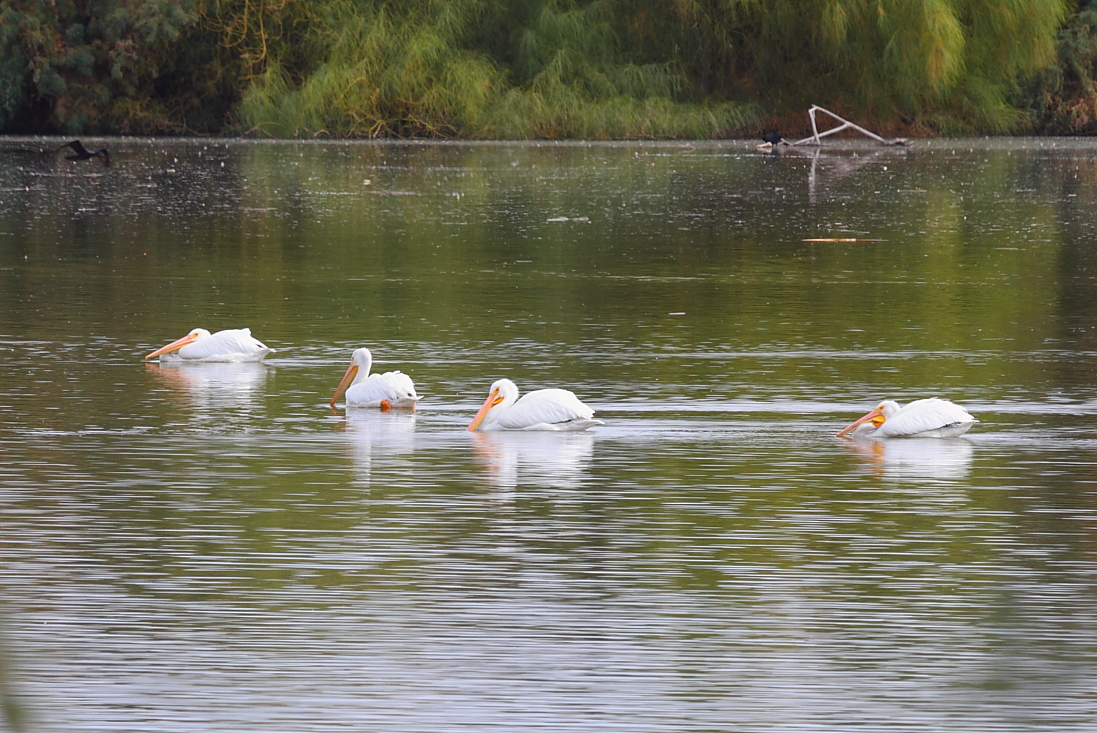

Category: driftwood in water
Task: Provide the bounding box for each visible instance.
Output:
[790,106,907,147]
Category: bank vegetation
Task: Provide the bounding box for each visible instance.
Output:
[3,0,1097,138]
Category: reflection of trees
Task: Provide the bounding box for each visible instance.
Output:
[0,140,1082,362]
[0,622,23,732]
[1050,152,1097,356]
[4,138,1097,429]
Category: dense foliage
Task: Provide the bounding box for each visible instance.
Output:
[1,0,1092,137]
[1025,0,1097,133]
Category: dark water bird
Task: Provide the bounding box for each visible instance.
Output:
[762,132,785,145]
[58,140,110,167]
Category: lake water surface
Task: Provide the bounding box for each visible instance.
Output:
[2,138,1097,731]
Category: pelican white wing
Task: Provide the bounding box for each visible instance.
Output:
[330,348,419,409]
[175,329,270,362]
[146,328,272,362]
[346,370,419,408]
[469,379,602,432]
[874,398,976,438]
[838,398,977,439]
[494,388,599,431]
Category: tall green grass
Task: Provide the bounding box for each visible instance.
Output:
[0,0,1078,137]
[235,0,759,138]
[238,0,501,137]
[1022,2,1097,134]
[731,0,1068,133]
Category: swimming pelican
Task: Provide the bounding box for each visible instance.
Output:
[145,328,271,362]
[329,348,419,409]
[836,398,977,439]
[468,378,602,432]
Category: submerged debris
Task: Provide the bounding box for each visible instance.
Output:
[760,106,907,150]
[791,106,907,147]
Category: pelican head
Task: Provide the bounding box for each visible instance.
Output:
[836,400,901,437]
[468,378,519,432]
[145,328,211,360]
[329,348,373,408]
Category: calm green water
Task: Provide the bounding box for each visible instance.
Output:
[2,138,1097,731]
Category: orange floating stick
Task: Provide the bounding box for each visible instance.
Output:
[802,238,885,242]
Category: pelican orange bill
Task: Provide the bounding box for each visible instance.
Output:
[145,332,199,360]
[468,388,504,432]
[835,407,886,438]
[329,363,360,408]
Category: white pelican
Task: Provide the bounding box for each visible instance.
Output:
[836,398,977,439]
[145,328,271,362]
[329,348,419,409]
[468,378,602,432]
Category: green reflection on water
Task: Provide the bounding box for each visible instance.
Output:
[0,142,1083,351]
[1,140,1097,728]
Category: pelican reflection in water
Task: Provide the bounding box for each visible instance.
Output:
[145,361,268,426]
[471,431,595,492]
[340,408,417,486]
[842,437,975,482]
